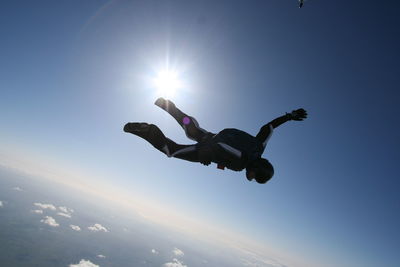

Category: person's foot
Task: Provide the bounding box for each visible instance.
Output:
[123,122,150,134]
[155,97,175,111]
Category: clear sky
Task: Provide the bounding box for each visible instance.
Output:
[1,1,399,266]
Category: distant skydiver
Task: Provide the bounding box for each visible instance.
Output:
[298,0,305,8]
[124,98,307,184]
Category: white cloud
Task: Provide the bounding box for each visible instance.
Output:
[151,249,159,255]
[34,202,56,210]
[173,248,184,257]
[40,216,59,227]
[163,258,187,267]
[239,248,288,267]
[97,255,106,258]
[88,223,108,232]
[57,212,72,218]
[59,206,74,214]
[70,225,81,231]
[13,186,23,191]
[31,209,43,214]
[0,201,3,207]
[69,259,99,267]
[241,258,262,266]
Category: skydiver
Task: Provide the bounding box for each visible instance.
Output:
[123,98,307,184]
[299,0,304,8]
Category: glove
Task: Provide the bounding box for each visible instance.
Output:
[287,108,308,121]
[200,160,211,166]
[198,146,213,166]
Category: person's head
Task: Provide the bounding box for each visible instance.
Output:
[246,158,274,184]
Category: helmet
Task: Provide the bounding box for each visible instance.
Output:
[246,158,274,184]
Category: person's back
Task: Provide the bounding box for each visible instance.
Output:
[199,128,265,171]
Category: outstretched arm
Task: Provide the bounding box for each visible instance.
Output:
[256,108,308,143]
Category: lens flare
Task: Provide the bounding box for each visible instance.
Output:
[182,117,191,125]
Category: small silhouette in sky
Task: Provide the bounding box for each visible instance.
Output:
[124,98,307,184]
[298,0,305,8]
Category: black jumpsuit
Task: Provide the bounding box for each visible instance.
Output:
[124,101,273,171]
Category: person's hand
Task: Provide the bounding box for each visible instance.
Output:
[288,108,308,121]
[198,146,213,166]
[200,160,211,166]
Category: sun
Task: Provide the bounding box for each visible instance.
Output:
[153,70,182,97]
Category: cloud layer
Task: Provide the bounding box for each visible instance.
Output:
[31,209,43,214]
[34,203,56,210]
[69,259,99,267]
[163,258,187,267]
[163,248,186,267]
[40,216,59,227]
[88,223,108,232]
[57,212,72,218]
[173,248,184,257]
[59,206,74,214]
[70,225,81,231]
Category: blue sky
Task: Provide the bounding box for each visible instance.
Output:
[1,1,399,266]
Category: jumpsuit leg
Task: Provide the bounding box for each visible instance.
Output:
[123,122,200,163]
[154,98,214,142]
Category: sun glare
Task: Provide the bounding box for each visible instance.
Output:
[153,70,182,97]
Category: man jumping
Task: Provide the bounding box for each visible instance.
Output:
[123,98,307,184]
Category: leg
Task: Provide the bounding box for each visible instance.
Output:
[155,98,214,142]
[123,122,200,162]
